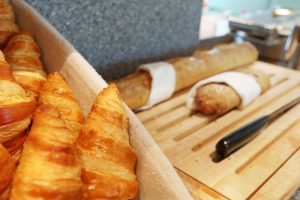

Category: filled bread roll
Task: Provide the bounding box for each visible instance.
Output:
[0,50,36,161]
[0,144,15,197]
[0,0,19,48]
[10,105,83,200]
[38,72,84,142]
[114,42,258,110]
[3,32,47,96]
[76,84,138,199]
[193,70,270,115]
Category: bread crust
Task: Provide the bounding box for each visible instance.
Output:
[115,42,258,109]
[195,70,270,115]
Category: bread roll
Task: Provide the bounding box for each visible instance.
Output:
[10,105,82,200]
[76,84,138,199]
[195,70,270,115]
[114,42,258,109]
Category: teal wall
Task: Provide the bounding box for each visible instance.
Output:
[206,0,300,15]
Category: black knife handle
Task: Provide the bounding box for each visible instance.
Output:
[216,115,269,158]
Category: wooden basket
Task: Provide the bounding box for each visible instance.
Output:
[137,61,300,200]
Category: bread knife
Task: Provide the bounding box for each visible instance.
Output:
[216,96,300,158]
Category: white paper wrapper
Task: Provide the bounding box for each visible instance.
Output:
[186,71,261,110]
[137,62,176,110]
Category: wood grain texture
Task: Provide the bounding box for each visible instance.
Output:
[137,61,300,199]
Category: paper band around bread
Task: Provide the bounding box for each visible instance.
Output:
[136,62,176,110]
[186,71,262,110]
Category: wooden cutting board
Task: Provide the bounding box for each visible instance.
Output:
[136,61,300,200]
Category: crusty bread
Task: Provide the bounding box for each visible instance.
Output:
[195,70,270,115]
[114,42,258,110]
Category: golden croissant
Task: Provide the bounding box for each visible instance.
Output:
[38,72,84,142]
[10,105,83,200]
[3,32,46,95]
[0,0,19,48]
[76,84,138,199]
[0,144,15,198]
[0,0,15,21]
[0,50,36,161]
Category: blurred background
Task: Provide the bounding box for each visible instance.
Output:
[200,0,300,39]
[25,0,300,79]
[200,0,300,70]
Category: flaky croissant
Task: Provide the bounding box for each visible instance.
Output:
[38,72,84,142]
[3,32,46,95]
[0,144,15,198]
[76,84,138,199]
[10,105,83,200]
[0,0,19,49]
[0,0,15,21]
[0,50,36,160]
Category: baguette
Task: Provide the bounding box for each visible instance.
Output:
[114,42,258,109]
[195,70,270,115]
[10,105,83,200]
[76,84,138,199]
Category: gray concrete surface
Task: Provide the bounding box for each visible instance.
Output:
[25,0,202,81]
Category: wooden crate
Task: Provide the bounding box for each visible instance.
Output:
[136,61,300,200]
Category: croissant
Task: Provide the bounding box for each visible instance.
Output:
[76,84,138,199]
[38,72,84,142]
[0,0,15,21]
[10,105,83,200]
[0,144,15,197]
[0,50,36,160]
[3,32,46,95]
[0,1,19,49]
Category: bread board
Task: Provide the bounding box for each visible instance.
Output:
[10,0,193,199]
[137,61,300,200]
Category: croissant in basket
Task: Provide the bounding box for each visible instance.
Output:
[0,144,15,198]
[0,50,36,160]
[10,105,83,200]
[3,32,47,96]
[76,84,138,199]
[38,72,84,142]
[0,0,19,48]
